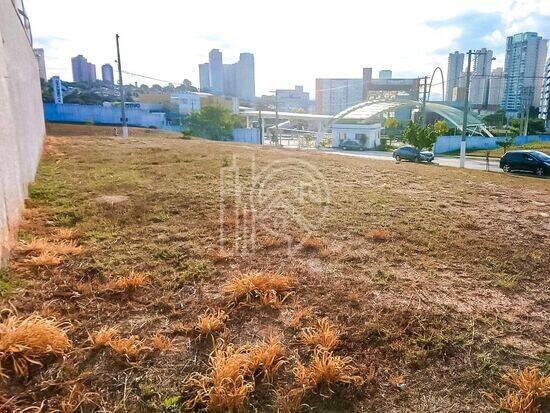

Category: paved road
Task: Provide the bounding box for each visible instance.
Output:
[325,149,501,172]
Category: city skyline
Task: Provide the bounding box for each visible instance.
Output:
[26,0,550,97]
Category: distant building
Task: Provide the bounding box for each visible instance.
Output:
[488,67,505,108]
[51,76,63,104]
[199,49,255,101]
[315,78,363,115]
[540,58,550,129]
[469,48,493,108]
[33,48,46,81]
[363,68,419,101]
[208,49,224,95]
[235,52,255,102]
[101,63,114,86]
[71,54,96,83]
[378,70,392,79]
[502,32,548,117]
[276,85,310,112]
[315,68,419,115]
[446,51,464,102]
[198,63,210,91]
[171,92,238,115]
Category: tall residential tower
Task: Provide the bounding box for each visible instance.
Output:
[446,51,464,102]
[502,32,548,116]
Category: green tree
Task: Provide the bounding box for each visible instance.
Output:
[401,122,438,150]
[384,117,399,129]
[181,107,239,140]
[433,120,450,136]
[483,110,506,128]
[495,135,515,154]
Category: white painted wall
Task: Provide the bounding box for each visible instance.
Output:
[0,0,46,263]
[331,123,381,148]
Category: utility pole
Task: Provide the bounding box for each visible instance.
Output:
[460,51,473,168]
[421,76,428,126]
[274,92,280,145]
[116,34,128,138]
[258,108,263,144]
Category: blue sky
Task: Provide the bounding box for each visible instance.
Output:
[27,0,550,96]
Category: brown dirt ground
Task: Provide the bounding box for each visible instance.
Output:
[1,123,549,412]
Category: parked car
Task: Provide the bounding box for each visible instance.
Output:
[393,146,434,163]
[340,139,365,151]
[499,150,550,176]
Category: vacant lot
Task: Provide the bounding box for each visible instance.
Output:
[1,123,549,412]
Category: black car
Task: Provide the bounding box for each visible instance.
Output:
[393,146,434,163]
[340,139,365,151]
[500,150,550,176]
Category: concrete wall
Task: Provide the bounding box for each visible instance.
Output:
[434,135,550,154]
[331,123,382,148]
[0,0,46,262]
[44,103,167,129]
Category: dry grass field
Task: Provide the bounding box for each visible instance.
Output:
[1,123,549,412]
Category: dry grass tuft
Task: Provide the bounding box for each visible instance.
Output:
[183,344,255,411]
[0,314,71,379]
[150,333,174,351]
[499,367,550,413]
[223,271,294,306]
[294,350,363,396]
[25,251,63,267]
[17,238,50,254]
[249,336,286,381]
[300,236,325,252]
[89,326,118,348]
[183,339,286,411]
[300,318,340,350]
[50,240,83,256]
[109,272,147,291]
[196,309,227,337]
[261,236,287,249]
[54,228,80,240]
[366,229,391,243]
[108,335,144,359]
[286,307,314,329]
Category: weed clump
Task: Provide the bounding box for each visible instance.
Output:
[300,318,340,350]
[109,272,147,291]
[0,314,71,379]
[223,271,294,307]
[300,236,325,252]
[89,326,118,348]
[196,309,227,337]
[497,367,550,413]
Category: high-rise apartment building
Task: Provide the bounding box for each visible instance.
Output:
[469,48,493,107]
[208,49,224,95]
[488,67,505,107]
[502,32,548,116]
[539,58,550,128]
[198,63,210,92]
[33,48,46,81]
[71,54,96,83]
[275,85,310,112]
[315,78,363,115]
[446,51,464,102]
[198,50,255,101]
[101,63,114,86]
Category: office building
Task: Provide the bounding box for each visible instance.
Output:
[469,48,493,107]
[540,58,550,128]
[33,48,46,81]
[198,49,255,101]
[488,67,505,107]
[446,51,464,102]
[101,63,114,86]
[199,63,210,91]
[362,68,419,101]
[51,76,63,104]
[71,54,96,83]
[379,70,392,79]
[502,32,548,116]
[275,85,310,112]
